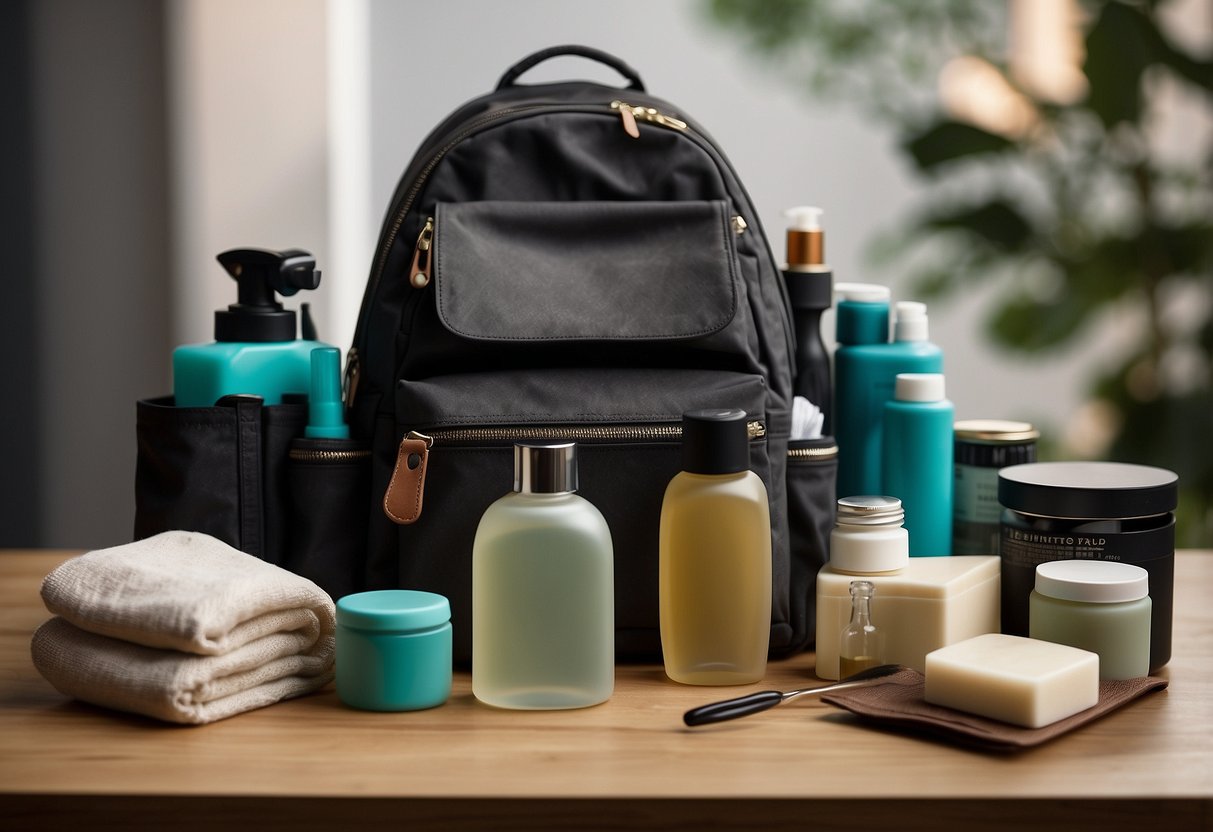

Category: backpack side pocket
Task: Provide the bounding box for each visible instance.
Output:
[786,436,837,648]
[286,438,371,600]
[134,396,307,566]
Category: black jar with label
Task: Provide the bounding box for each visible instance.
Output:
[952,420,1038,555]
[999,461,1177,672]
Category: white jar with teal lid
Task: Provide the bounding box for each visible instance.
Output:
[1029,560,1151,680]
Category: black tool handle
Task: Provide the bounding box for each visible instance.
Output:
[683,691,783,727]
[495,45,645,92]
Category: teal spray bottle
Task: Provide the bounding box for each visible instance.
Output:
[173,248,331,407]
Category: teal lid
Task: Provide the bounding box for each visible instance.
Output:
[337,589,450,632]
[835,282,890,345]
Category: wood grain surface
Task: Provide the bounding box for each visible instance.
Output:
[1,549,1209,831]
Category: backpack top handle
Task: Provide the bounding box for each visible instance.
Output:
[495,45,646,92]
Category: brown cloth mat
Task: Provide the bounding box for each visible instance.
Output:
[820,668,1168,752]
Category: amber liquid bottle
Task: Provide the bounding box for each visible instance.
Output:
[659,409,772,685]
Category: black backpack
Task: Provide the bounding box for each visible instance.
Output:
[346,45,835,662]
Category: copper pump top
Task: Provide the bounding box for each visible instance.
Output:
[785,206,825,268]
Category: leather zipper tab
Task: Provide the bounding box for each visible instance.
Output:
[384,431,433,524]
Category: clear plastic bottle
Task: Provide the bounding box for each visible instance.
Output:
[660,409,772,685]
[472,442,614,709]
[839,580,885,678]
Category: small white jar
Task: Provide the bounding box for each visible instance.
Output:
[830,496,909,575]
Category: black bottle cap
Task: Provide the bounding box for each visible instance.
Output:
[213,248,322,343]
[785,267,833,311]
[682,409,750,475]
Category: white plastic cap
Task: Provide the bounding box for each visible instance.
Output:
[894,301,929,341]
[835,282,891,303]
[784,205,823,231]
[1035,560,1149,603]
[894,373,945,402]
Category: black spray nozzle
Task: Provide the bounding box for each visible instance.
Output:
[214,247,322,342]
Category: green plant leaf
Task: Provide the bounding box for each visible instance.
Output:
[987,290,1089,351]
[1083,1,1156,127]
[903,121,1015,172]
[924,199,1034,251]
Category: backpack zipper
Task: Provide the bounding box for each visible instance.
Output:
[421,419,765,444]
[787,443,838,461]
[609,100,687,137]
[384,419,766,525]
[288,447,371,463]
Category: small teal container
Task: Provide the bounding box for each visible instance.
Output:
[336,590,452,711]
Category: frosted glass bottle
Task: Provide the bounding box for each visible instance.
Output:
[660,409,771,685]
[472,442,614,709]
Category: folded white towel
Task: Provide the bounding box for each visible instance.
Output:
[31,617,334,724]
[31,531,336,724]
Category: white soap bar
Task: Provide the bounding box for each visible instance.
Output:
[925,634,1099,728]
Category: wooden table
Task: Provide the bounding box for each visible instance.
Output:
[1,550,1209,831]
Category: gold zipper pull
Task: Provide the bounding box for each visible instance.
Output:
[640,106,687,131]
[610,100,687,136]
[732,215,748,235]
[408,217,435,288]
[384,430,433,524]
[610,100,640,138]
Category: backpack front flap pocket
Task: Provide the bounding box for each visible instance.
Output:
[401,200,761,377]
[387,367,783,663]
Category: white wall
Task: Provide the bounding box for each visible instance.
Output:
[167,0,332,348]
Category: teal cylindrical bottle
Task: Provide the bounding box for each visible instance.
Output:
[882,373,954,556]
[834,294,943,499]
[833,283,890,499]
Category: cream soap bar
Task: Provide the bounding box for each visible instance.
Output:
[815,556,1000,680]
[925,633,1099,728]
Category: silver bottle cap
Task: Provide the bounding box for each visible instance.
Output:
[514,442,578,494]
[836,496,905,526]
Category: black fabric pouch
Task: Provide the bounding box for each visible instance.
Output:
[286,437,370,600]
[785,436,838,648]
[134,395,305,565]
[134,396,368,601]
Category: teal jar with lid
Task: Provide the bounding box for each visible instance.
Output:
[1030,560,1151,680]
[336,589,452,711]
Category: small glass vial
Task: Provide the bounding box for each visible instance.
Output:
[1030,560,1151,680]
[335,589,452,711]
[829,496,909,575]
[840,580,885,678]
[472,442,614,710]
